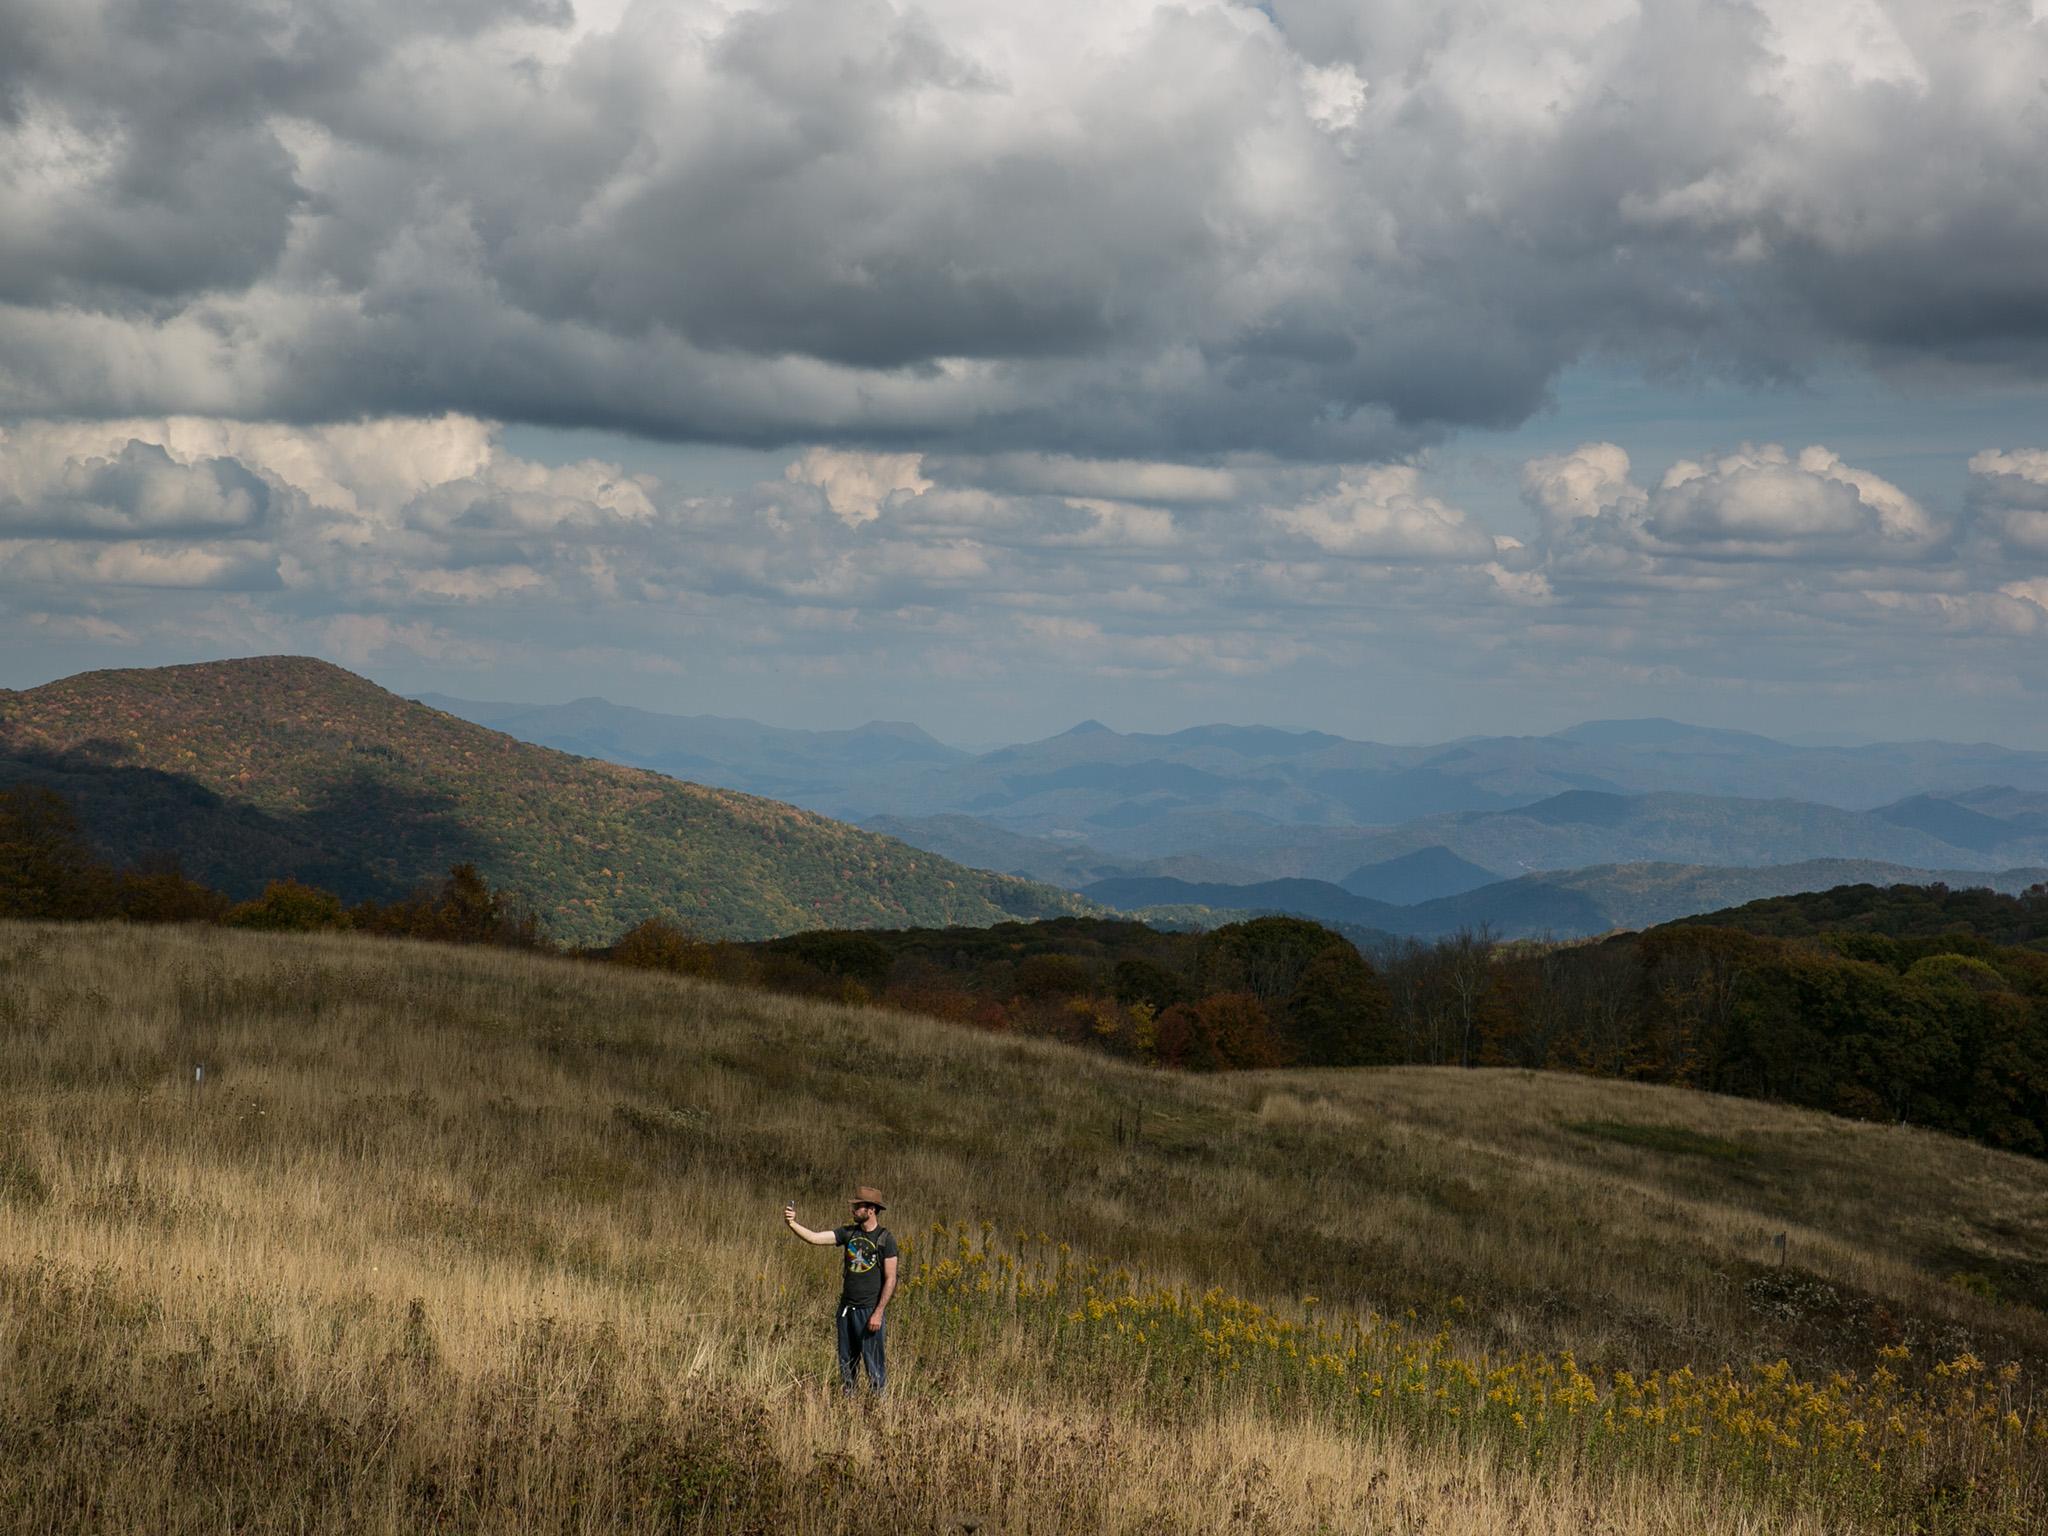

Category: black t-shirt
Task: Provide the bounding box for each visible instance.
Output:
[832,1223,898,1308]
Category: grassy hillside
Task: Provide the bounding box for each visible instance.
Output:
[3,921,2045,1532]
[0,657,1086,943]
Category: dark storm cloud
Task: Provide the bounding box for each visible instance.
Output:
[3,1,2047,454]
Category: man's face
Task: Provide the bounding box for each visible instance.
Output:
[852,1201,875,1224]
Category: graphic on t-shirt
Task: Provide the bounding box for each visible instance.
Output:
[845,1235,880,1274]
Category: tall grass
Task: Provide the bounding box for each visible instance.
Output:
[2,921,2045,1532]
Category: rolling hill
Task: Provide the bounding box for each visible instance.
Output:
[6,921,2044,1532]
[0,657,1086,943]
[1081,874,1403,930]
[1339,845,1500,902]
[1395,858,2048,938]
[1083,858,2048,941]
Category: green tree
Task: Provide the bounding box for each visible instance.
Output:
[762,931,894,991]
[1956,992,2048,1155]
[1013,953,1093,1001]
[1282,946,1396,1067]
[1113,956,1187,1012]
[1196,916,1349,1004]
[115,859,231,925]
[0,786,111,919]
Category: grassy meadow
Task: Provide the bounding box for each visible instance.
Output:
[3,921,2048,1533]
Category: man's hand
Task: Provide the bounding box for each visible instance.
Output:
[783,1202,797,1226]
[867,1310,884,1333]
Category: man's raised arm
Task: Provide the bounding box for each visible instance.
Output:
[783,1203,839,1246]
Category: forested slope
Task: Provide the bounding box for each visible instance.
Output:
[0,657,1086,943]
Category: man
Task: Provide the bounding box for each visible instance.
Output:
[783,1185,899,1396]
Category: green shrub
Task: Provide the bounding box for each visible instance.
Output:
[610,916,714,975]
[226,880,351,933]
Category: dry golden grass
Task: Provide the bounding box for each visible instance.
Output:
[2,920,2045,1533]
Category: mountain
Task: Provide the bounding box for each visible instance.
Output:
[1078,875,1402,930]
[0,658,1086,944]
[1548,718,1797,751]
[1152,789,2048,884]
[1400,788,2048,871]
[1871,787,2048,854]
[421,692,2048,881]
[1339,846,1499,904]
[1405,859,2048,940]
[1080,857,2048,942]
[1871,793,2023,854]
[857,813,1122,886]
[871,715,2048,839]
[418,692,968,816]
[835,720,2048,873]
[874,784,2048,897]
[1449,723,2048,807]
[1948,786,2048,831]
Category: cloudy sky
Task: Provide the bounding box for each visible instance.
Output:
[5,0,2048,746]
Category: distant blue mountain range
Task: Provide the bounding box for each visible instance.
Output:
[422,693,2048,935]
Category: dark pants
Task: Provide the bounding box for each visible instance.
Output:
[836,1303,886,1394]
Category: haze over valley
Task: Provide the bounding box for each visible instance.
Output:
[428,686,2048,938]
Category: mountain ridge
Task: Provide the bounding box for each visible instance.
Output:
[426,692,2048,874]
[0,657,1086,944]
[1083,858,2048,941]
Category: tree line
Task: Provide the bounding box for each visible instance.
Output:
[9,781,2048,1155]
[1,785,546,948]
[619,890,2048,1156]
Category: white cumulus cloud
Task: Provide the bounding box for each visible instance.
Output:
[785,449,933,526]
[1523,441,1937,564]
[1267,465,1498,561]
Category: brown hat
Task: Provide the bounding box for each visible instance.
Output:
[850,1185,887,1211]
